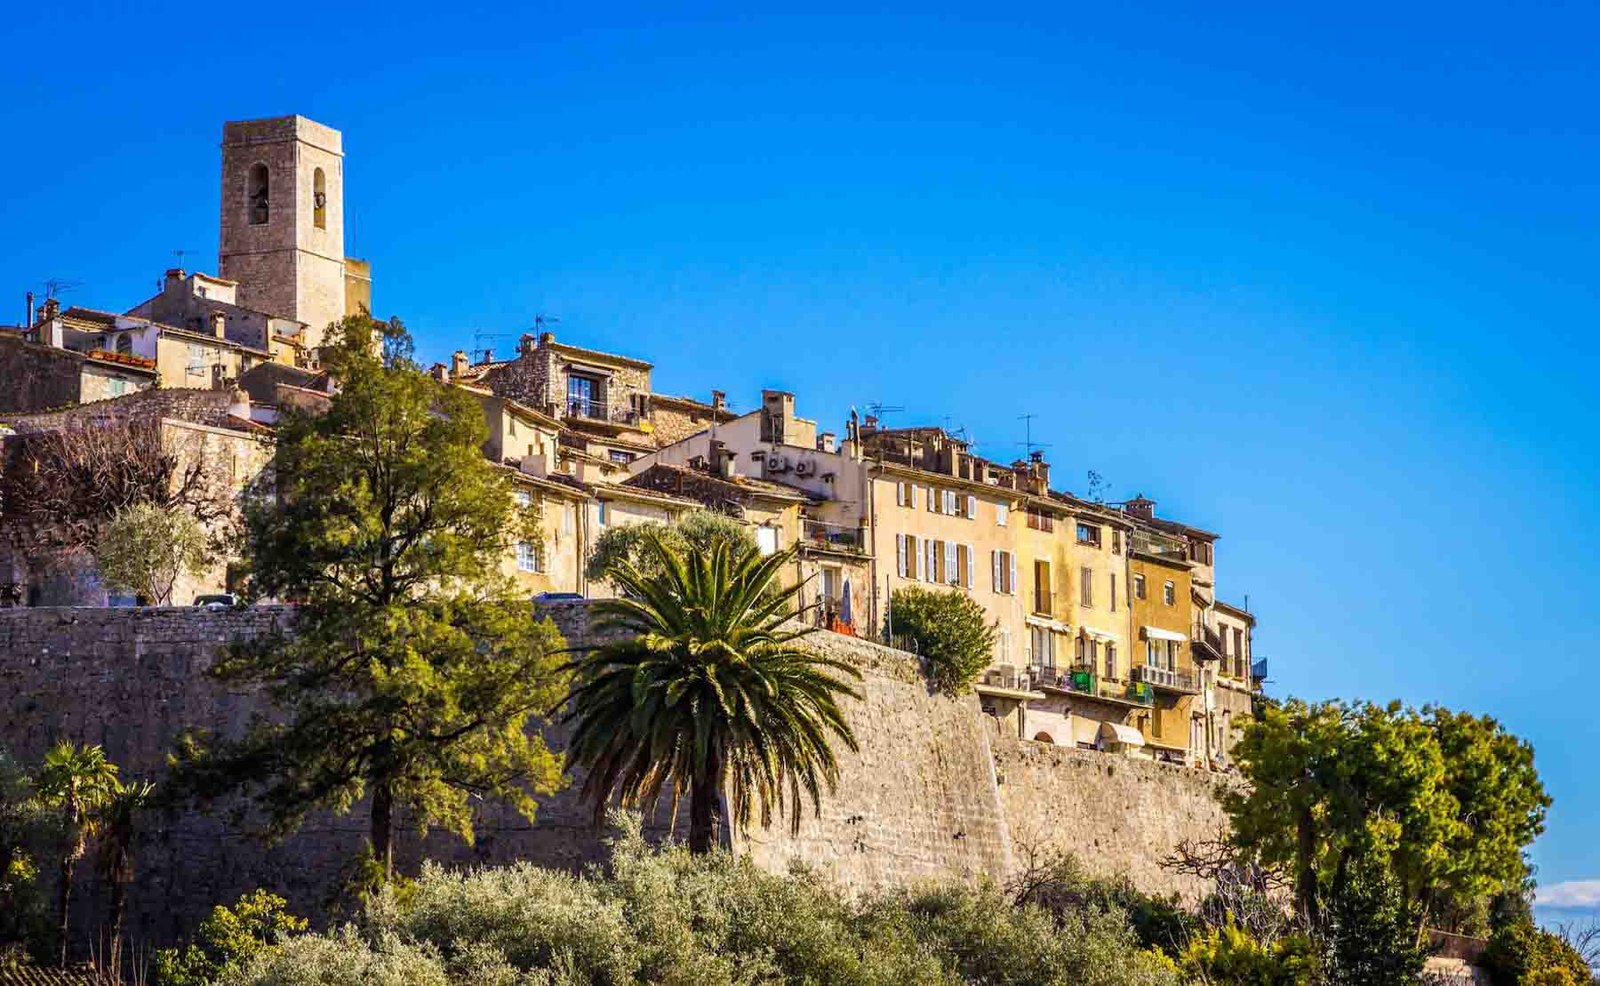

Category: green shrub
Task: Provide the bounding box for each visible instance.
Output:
[213,815,1184,986]
[1176,922,1320,986]
[584,510,756,585]
[156,890,308,985]
[889,586,998,696]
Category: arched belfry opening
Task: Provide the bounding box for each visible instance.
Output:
[248,163,269,225]
[313,168,327,229]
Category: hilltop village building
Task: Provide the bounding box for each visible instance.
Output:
[0,113,1264,770]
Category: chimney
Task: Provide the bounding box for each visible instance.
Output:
[519,332,537,355]
[450,350,469,379]
[817,431,836,454]
[25,291,33,329]
[164,268,186,291]
[1125,495,1155,520]
[482,348,494,363]
[711,389,726,415]
[539,330,554,346]
[210,311,227,339]
[428,362,449,382]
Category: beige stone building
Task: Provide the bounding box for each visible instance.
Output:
[218,115,371,352]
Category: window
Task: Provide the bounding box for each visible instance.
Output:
[313,167,327,229]
[896,534,911,578]
[1079,566,1093,607]
[108,377,128,397]
[1032,560,1052,615]
[596,501,608,529]
[1163,581,1176,606]
[1195,542,1213,565]
[997,629,1011,664]
[996,503,1009,527]
[516,541,538,572]
[561,505,574,536]
[924,539,936,581]
[1109,573,1117,611]
[608,450,635,464]
[1112,530,1122,554]
[115,333,132,354]
[247,163,269,224]
[514,490,532,507]
[567,374,601,417]
[992,550,1015,594]
[896,481,915,508]
[1134,574,1147,600]
[1105,644,1117,681]
[1030,626,1054,668]
[821,566,841,603]
[186,344,206,375]
[943,490,958,515]
[756,526,780,556]
[1075,522,1102,547]
[1026,507,1054,532]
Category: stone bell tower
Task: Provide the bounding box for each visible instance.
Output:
[218,115,355,353]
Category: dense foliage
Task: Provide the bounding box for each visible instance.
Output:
[181,817,1181,986]
[888,585,998,696]
[583,509,756,586]
[96,502,210,605]
[1482,894,1595,986]
[1225,698,1549,938]
[172,316,568,880]
[565,534,859,853]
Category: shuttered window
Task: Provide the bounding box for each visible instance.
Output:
[896,534,908,577]
[1080,567,1093,607]
[1033,560,1052,615]
[997,503,1009,527]
[1109,573,1117,612]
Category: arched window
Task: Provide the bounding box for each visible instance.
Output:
[248,163,269,225]
[313,168,327,229]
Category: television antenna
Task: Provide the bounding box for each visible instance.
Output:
[471,330,512,363]
[533,313,559,333]
[41,277,82,301]
[864,401,903,424]
[1017,413,1053,459]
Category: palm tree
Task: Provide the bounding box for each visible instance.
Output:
[97,779,155,982]
[33,741,119,969]
[564,535,861,854]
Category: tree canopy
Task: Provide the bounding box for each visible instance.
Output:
[1225,698,1549,939]
[95,502,209,605]
[584,508,757,586]
[564,534,860,853]
[175,315,568,880]
[889,585,998,696]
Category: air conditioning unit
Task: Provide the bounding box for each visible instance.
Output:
[765,453,788,473]
[794,459,816,477]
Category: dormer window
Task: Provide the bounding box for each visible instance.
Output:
[248,164,269,225]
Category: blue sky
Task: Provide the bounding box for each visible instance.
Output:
[4,1,1597,916]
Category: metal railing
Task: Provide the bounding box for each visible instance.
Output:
[983,664,1024,691]
[1131,530,1188,560]
[1133,664,1198,693]
[801,519,868,552]
[1191,622,1224,656]
[566,397,641,425]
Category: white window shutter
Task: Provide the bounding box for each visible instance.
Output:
[966,494,976,519]
[1010,554,1018,596]
[965,544,974,588]
[992,550,1000,592]
[896,483,905,507]
[896,534,906,577]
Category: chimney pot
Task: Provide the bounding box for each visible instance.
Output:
[450,350,469,379]
[539,331,554,346]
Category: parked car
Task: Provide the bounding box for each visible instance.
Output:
[533,592,584,602]
[193,593,239,610]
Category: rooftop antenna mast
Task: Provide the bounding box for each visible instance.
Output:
[1017,413,1052,459]
[533,313,559,334]
[471,330,512,363]
[41,277,82,301]
[865,401,903,425]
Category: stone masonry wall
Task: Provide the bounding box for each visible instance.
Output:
[991,735,1241,903]
[0,604,1228,949]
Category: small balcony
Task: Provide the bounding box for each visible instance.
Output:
[1130,530,1188,561]
[801,519,868,554]
[1133,664,1199,694]
[566,397,643,426]
[1191,622,1224,661]
[1044,665,1154,706]
[1251,658,1268,682]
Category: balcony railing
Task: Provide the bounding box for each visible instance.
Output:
[981,664,1025,691]
[1032,664,1154,706]
[801,519,868,552]
[1133,664,1198,693]
[566,397,642,426]
[1131,531,1188,560]
[1191,622,1224,659]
